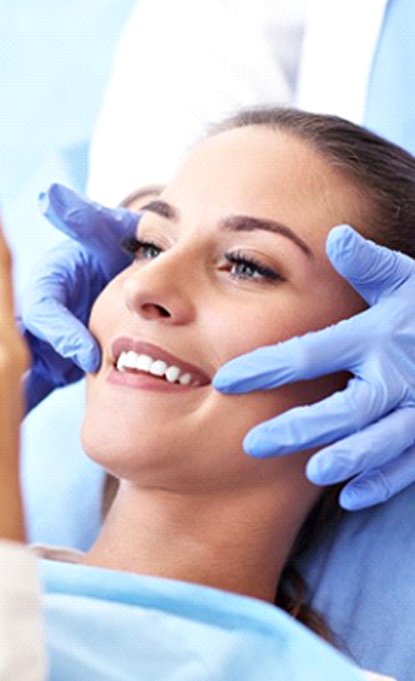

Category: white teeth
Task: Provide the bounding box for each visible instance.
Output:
[115,350,196,386]
[124,350,139,368]
[135,354,153,372]
[116,353,127,372]
[165,365,181,383]
[150,359,168,376]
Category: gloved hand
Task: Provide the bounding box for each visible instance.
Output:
[20,184,139,412]
[214,225,415,510]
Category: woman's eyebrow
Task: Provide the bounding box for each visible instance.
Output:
[221,216,313,258]
[140,200,313,258]
[140,200,177,220]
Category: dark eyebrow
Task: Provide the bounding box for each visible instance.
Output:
[140,200,313,258]
[221,216,313,257]
[140,200,178,221]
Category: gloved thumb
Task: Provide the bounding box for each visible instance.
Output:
[326,224,415,305]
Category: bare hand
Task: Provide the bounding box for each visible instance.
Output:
[0,219,30,542]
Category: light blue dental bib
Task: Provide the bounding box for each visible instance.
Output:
[40,560,364,681]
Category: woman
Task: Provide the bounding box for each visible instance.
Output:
[0,108,404,680]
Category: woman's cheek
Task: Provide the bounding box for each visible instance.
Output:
[88,277,124,344]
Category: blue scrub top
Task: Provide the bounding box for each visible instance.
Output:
[40,559,365,681]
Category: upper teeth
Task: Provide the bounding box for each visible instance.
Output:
[116,350,193,385]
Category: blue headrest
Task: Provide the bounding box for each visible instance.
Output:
[300,484,415,681]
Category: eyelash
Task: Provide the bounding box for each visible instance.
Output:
[121,236,282,283]
[224,251,282,282]
[122,236,162,261]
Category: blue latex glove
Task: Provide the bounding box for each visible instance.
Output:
[214,225,415,510]
[20,184,139,412]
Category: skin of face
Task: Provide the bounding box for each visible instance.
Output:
[82,126,366,513]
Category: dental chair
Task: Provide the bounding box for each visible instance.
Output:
[300,484,415,680]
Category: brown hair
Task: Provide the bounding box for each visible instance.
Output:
[275,488,344,645]
[212,106,415,258]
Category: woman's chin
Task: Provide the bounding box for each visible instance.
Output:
[80,413,169,477]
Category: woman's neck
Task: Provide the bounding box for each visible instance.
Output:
[82,480,314,603]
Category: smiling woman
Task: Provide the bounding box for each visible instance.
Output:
[80,117,364,651]
[2,107,409,680]
[77,107,413,659]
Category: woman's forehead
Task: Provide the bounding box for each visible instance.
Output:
[167,127,342,209]
[160,126,358,245]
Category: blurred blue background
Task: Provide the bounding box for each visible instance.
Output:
[1,0,136,548]
[1,0,136,285]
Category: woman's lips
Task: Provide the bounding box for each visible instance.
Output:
[107,368,201,392]
[108,337,211,391]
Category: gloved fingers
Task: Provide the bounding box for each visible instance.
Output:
[213,320,361,394]
[39,184,139,277]
[306,405,415,485]
[23,298,101,372]
[327,224,415,305]
[338,443,415,510]
[242,378,386,457]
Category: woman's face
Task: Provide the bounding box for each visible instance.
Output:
[82,126,365,495]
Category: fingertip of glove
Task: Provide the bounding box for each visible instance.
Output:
[212,368,243,393]
[338,490,363,511]
[75,345,101,373]
[326,224,359,261]
[305,456,324,484]
[212,375,232,393]
[38,184,75,216]
[339,482,374,511]
[243,429,277,459]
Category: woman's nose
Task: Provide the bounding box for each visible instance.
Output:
[123,258,195,324]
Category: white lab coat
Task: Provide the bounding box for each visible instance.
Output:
[0,541,46,681]
[297,0,388,122]
[87,0,389,205]
[1,1,396,679]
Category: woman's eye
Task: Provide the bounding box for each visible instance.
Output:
[224,252,282,283]
[122,236,163,261]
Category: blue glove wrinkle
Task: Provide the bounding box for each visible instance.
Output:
[327,224,415,304]
[307,404,415,488]
[340,442,415,510]
[39,184,140,278]
[213,344,295,393]
[339,472,387,510]
[245,376,389,460]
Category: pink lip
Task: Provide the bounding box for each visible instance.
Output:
[110,337,211,387]
[107,368,198,392]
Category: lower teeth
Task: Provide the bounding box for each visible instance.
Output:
[117,366,186,385]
